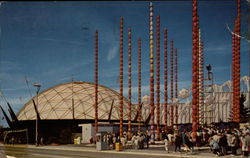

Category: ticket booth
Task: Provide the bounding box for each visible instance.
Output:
[96,132,108,150]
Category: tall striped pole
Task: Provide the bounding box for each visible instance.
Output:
[164,29,168,130]
[149,2,155,142]
[174,48,178,125]
[170,40,174,128]
[198,29,201,124]
[233,20,237,122]
[199,39,205,124]
[128,28,132,140]
[192,0,199,138]
[232,21,237,121]
[138,38,142,132]
[119,17,124,138]
[156,15,161,140]
[234,0,241,122]
[94,30,99,140]
[197,25,200,124]
[231,24,236,121]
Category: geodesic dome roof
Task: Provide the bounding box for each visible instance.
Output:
[17,81,136,121]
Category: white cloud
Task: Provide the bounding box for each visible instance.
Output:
[107,44,118,62]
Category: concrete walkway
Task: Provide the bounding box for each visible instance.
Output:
[1,143,249,158]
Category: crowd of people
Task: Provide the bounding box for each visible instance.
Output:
[97,125,250,157]
[207,126,250,157]
[102,131,151,150]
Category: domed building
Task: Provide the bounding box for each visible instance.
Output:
[11,81,139,144]
[17,81,135,121]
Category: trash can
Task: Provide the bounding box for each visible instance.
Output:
[115,143,123,151]
[96,132,108,150]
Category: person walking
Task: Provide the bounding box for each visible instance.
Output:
[219,133,227,155]
[230,134,237,156]
[174,133,181,152]
[196,131,202,150]
[241,134,249,157]
[164,135,170,153]
[209,137,220,156]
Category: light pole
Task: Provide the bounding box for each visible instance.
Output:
[205,64,214,124]
[33,84,41,147]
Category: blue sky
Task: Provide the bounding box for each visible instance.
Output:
[0,1,249,126]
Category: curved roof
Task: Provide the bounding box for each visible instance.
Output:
[17,81,136,121]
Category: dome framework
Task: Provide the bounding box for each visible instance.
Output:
[17,81,136,122]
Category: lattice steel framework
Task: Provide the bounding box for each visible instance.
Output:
[17,82,133,121]
[173,76,249,124]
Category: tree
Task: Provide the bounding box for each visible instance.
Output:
[240,94,250,123]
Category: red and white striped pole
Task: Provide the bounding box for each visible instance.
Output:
[94,30,99,140]
[119,17,124,138]
[128,28,132,140]
[191,0,199,138]
[149,2,155,142]
[138,38,142,132]
[156,15,161,140]
[164,29,168,130]
[170,40,174,128]
[174,48,178,125]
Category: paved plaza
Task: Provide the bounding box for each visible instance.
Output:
[0,143,249,158]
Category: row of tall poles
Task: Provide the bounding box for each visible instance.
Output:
[93,0,241,141]
[95,0,244,140]
[117,2,180,140]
